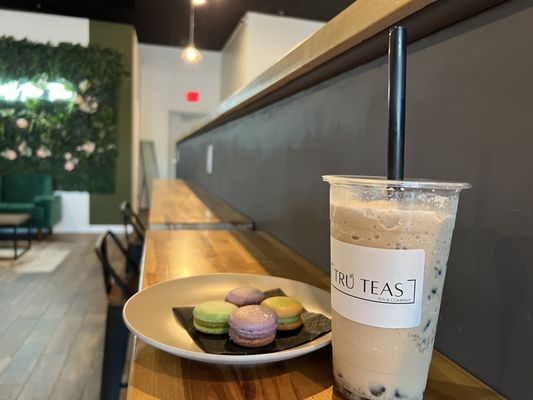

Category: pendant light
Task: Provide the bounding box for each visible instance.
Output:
[181,0,203,64]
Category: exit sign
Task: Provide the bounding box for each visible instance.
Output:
[186,91,199,102]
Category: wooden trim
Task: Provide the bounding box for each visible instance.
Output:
[177,0,435,143]
[177,0,509,144]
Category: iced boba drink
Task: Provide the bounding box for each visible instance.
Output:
[323,176,470,400]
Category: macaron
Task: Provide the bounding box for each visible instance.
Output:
[228,305,278,348]
[261,296,304,331]
[225,286,266,307]
[193,300,237,335]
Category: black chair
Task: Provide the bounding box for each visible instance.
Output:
[119,201,145,272]
[95,231,139,400]
[119,201,145,241]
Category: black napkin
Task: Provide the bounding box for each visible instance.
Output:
[172,288,331,355]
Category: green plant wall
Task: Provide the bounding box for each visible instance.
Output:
[0,36,122,193]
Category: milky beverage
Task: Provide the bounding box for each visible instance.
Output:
[325,177,469,400]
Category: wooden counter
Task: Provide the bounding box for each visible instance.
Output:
[127,230,503,400]
[148,179,253,230]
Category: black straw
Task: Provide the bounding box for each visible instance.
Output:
[387,26,407,181]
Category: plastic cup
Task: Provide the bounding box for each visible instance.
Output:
[323,175,471,400]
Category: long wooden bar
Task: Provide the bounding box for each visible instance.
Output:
[148,179,253,230]
[127,230,503,400]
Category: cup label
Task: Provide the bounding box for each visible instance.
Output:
[331,237,425,329]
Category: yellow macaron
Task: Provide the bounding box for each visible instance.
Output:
[261,296,304,331]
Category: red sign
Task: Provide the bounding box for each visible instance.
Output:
[186,91,199,102]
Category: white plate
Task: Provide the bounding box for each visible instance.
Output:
[123,273,331,365]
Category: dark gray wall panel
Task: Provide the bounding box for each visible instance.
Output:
[177,2,533,398]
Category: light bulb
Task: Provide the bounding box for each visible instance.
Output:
[181,45,202,64]
[192,0,206,6]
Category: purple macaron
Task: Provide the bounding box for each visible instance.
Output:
[225,286,266,307]
[228,305,278,348]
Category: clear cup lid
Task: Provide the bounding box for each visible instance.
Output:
[322,175,472,191]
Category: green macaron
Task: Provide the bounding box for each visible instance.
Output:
[193,300,238,334]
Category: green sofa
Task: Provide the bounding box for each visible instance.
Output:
[0,174,62,235]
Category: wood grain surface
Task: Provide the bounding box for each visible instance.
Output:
[0,213,31,226]
[148,180,253,230]
[127,230,504,400]
[0,234,110,400]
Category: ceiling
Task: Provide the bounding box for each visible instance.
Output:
[0,0,355,50]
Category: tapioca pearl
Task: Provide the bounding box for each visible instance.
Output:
[427,287,438,300]
[394,389,407,398]
[369,385,386,397]
[409,333,432,352]
[336,384,359,400]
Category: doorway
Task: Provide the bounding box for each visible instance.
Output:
[168,111,207,178]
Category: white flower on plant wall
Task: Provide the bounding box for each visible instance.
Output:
[1,149,17,160]
[77,141,96,154]
[76,93,98,114]
[64,152,72,160]
[64,160,75,171]
[36,146,51,159]
[78,79,90,93]
[17,141,32,157]
[78,101,93,113]
[16,117,29,129]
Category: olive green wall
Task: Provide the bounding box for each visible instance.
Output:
[89,21,133,224]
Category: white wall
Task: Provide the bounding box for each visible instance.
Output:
[0,9,89,45]
[220,12,325,99]
[139,44,222,180]
[220,20,250,101]
[53,191,90,232]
